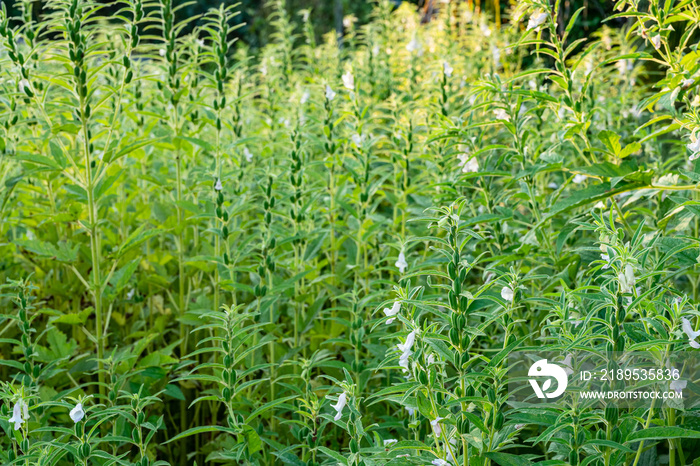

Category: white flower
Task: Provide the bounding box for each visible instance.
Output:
[491,46,501,68]
[244,147,253,162]
[616,59,632,76]
[527,12,548,31]
[70,403,85,423]
[159,48,166,57]
[430,416,444,437]
[342,70,355,91]
[18,78,30,93]
[407,407,415,416]
[432,460,450,466]
[501,286,514,302]
[671,379,687,394]
[548,182,558,189]
[681,78,695,88]
[651,35,661,50]
[480,23,491,37]
[196,39,205,48]
[325,85,336,101]
[126,288,135,300]
[406,37,421,53]
[214,178,222,191]
[352,134,363,146]
[397,331,416,354]
[458,154,479,173]
[493,108,508,120]
[682,317,700,348]
[514,423,526,430]
[397,330,416,372]
[618,264,636,294]
[688,134,700,160]
[572,174,587,184]
[443,61,453,77]
[331,392,347,421]
[260,63,268,77]
[395,252,408,273]
[601,254,611,270]
[300,91,310,104]
[384,439,397,447]
[562,354,574,376]
[8,401,25,430]
[427,354,436,365]
[383,301,401,324]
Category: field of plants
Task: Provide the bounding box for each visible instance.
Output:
[1,0,700,464]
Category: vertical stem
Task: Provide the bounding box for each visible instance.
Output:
[80,96,104,398]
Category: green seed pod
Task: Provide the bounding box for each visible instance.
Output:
[487,388,496,404]
[349,439,359,454]
[494,412,504,430]
[449,328,460,346]
[612,429,622,443]
[448,262,457,280]
[448,291,457,310]
[568,450,578,466]
[616,335,625,352]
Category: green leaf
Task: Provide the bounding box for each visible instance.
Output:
[392,440,430,450]
[15,240,79,262]
[598,130,621,155]
[623,323,651,343]
[626,427,700,443]
[118,226,160,258]
[163,384,185,401]
[485,452,534,466]
[317,446,348,464]
[109,259,139,293]
[164,425,237,444]
[242,424,262,455]
[15,152,62,170]
[584,439,634,453]
[51,308,93,325]
[619,142,641,159]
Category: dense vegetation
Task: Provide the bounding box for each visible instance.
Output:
[1,0,699,465]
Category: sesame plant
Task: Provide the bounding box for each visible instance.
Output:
[1,0,700,465]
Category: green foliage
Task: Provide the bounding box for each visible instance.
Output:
[0,0,699,465]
